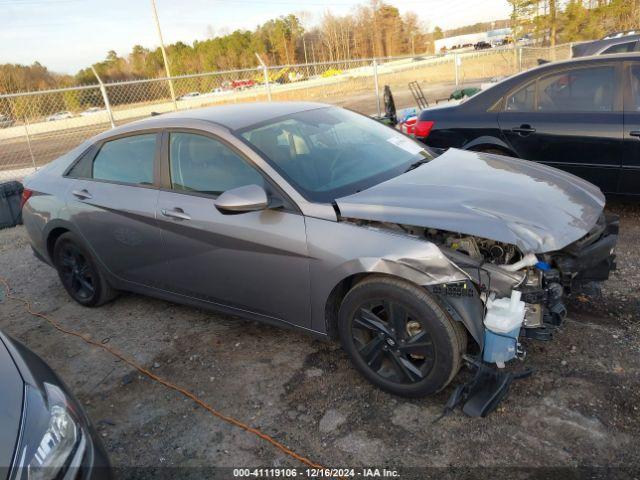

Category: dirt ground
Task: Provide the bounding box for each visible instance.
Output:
[0,200,639,478]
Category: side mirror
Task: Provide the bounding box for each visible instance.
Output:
[214,184,269,214]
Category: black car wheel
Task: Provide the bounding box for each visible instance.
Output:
[53,232,116,307]
[338,276,465,397]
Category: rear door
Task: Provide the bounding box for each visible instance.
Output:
[155,129,311,328]
[621,61,640,195]
[498,63,624,193]
[65,131,166,286]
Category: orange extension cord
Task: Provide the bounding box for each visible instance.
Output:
[0,276,326,471]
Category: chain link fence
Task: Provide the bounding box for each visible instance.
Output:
[0,44,572,181]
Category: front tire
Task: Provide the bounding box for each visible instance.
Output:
[53,232,117,307]
[338,276,464,397]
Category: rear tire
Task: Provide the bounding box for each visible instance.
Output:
[53,232,117,307]
[338,276,463,397]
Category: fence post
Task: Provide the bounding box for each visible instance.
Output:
[518,46,523,71]
[8,97,36,170]
[373,58,381,117]
[91,66,115,128]
[454,54,460,86]
[255,53,271,102]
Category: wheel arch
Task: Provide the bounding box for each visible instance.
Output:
[464,136,517,156]
[323,269,484,348]
[43,219,78,262]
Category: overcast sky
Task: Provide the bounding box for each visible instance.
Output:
[0,0,511,74]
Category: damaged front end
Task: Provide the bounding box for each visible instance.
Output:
[344,214,618,416]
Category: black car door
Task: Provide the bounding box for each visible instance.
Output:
[621,62,640,195]
[498,63,624,193]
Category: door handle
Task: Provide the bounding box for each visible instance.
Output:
[72,189,92,200]
[511,125,536,135]
[161,208,191,221]
[630,130,640,138]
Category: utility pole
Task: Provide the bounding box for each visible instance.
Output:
[302,35,310,77]
[549,0,557,60]
[151,0,177,109]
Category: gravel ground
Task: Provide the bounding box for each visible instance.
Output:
[0,200,638,478]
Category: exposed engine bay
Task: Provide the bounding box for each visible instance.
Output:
[343,214,619,417]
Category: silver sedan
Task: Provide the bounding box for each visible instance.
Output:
[21,102,617,401]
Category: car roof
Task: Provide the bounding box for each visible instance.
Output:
[121,101,328,133]
[537,51,640,69]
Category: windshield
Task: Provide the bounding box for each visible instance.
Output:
[239,107,434,202]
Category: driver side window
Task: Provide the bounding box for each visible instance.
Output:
[168,133,265,196]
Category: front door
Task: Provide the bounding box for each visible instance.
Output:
[621,62,640,195]
[498,64,624,193]
[65,132,166,286]
[156,130,311,328]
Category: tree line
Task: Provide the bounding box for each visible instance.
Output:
[1,0,639,96]
[509,0,639,47]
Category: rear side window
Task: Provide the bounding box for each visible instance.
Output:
[601,41,637,54]
[67,134,157,183]
[169,132,264,196]
[91,134,156,185]
[537,66,616,112]
[505,82,535,111]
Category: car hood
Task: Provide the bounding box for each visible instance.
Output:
[335,148,605,253]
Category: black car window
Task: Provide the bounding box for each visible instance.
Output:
[630,65,640,112]
[90,134,156,185]
[537,66,615,112]
[505,82,535,111]
[169,132,265,195]
[601,41,637,54]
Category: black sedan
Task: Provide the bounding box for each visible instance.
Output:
[414,53,640,197]
[0,330,111,479]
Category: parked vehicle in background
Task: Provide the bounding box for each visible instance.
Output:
[80,106,106,116]
[516,34,534,46]
[572,31,640,57]
[177,92,201,101]
[21,103,617,404]
[0,329,111,478]
[46,111,73,122]
[231,79,255,90]
[414,53,640,197]
[474,41,492,50]
[0,114,14,128]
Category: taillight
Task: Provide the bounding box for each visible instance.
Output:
[414,120,435,138]
[20,188,33,210]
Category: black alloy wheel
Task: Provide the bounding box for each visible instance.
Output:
[338,276,465,397]
[53,232,117,307]
[352,299,435,384]
[57,242,95,301]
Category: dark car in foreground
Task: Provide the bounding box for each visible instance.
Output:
[0,330,111,479]
[20,102,616,410]
[414,53,640,197]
